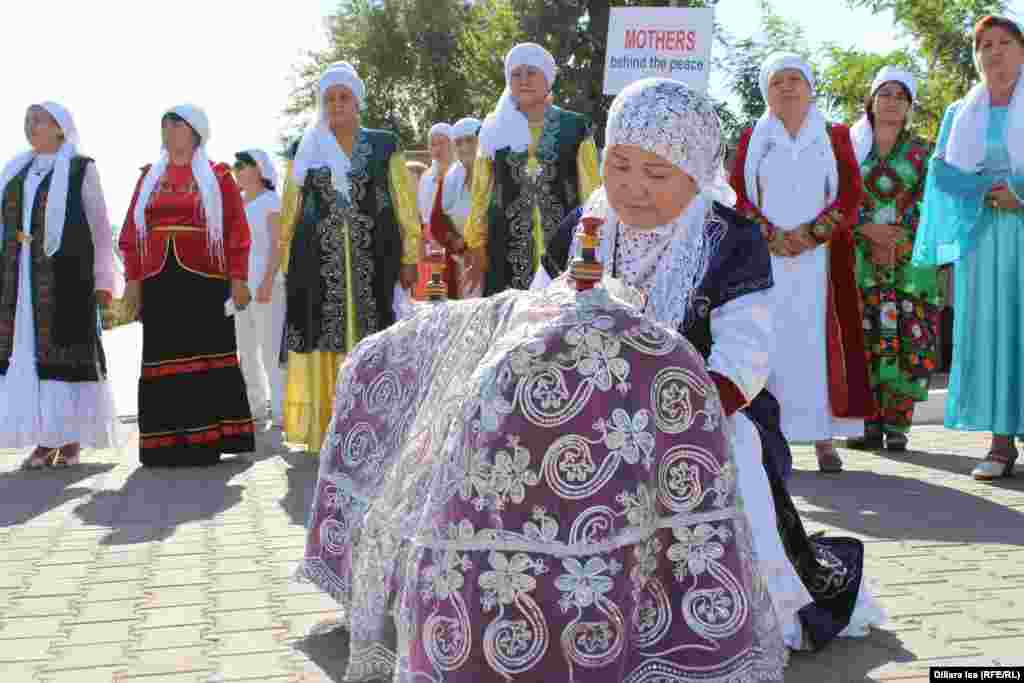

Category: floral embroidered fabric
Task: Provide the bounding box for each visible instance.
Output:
[299,281,786,682]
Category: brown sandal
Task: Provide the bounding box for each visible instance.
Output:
[22,447,59,470]
[972,447,1018,481]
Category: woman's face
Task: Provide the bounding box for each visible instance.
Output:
[454,134,478,167]
[161,117,197,158]
[509,64,549,109]
[978,25,1024,87]
[603,144,697,230]
[234,163,264,194]
[766,68,812,124]
[324,84,359,130]
[429,132,452,165]
[872,81,912,127]
[25,106,63,154]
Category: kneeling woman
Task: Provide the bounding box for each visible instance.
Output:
[119,105,255,467]
[535,79,886,651]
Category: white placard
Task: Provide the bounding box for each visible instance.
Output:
[603,7,714,96]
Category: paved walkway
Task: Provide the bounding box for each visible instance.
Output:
[1,424,1022,682]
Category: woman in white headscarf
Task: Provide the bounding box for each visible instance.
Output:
[730,53,873,474]
[537,77,885,652]
[846,67,939,453]
[281,61,421,454]
[0,102,125,468]
[119,104,254,467]
[463,43,601,295]
[232,149,284,424]
[415,122,464,298]
[913,16,1024,480]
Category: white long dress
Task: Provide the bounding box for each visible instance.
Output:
[0,155,125,449]
[756,128,864,441]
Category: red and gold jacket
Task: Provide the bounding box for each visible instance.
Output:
[119,162,250,282]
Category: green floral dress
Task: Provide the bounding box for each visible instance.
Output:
[854,133,940,433]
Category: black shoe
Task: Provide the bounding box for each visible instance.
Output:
[847,424,883,450]
[884,432,908,452]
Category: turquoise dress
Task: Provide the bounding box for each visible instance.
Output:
[914,105,1024,433]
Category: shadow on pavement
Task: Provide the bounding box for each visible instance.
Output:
[872,447,1024,490]
[71,457,253,545]
[292,625,350,682]
[788,465,1024,544]
[279,451,319,527]
[785,628,916,682]
[0,463,116,527]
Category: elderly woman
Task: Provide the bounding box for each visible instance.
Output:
[0,102,124,468]
[300,197,788,682]
[730,53,873,474]
[463,43,601,295]
[119,105,253,467]
[914,16,1024,480]
[415,122,464,299]
[233,149,284,423]
[536,78,885,651]
[282,61,421,454]
[847,68,939,452]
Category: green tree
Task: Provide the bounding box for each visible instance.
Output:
[837,0,1007,138]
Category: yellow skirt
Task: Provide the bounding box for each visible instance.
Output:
[283,350,344,453]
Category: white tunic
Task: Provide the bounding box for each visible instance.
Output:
[244,191,283,290]
[755,131,864,441]
[0,155,125,449]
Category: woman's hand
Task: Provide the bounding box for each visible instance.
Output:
[255,278,273,304]
[123,280,142,319]
[399,264,418,290]
[986,183,1021,211]
[463,247,487,290]
[859,222,906,249]
[231,279,251,310]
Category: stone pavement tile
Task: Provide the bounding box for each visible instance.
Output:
[0,616,67,639]
[87,565,147,584]
[0,636,60,662]
[281,613,340,641]
[7,596,77,618]
[210,590,273,612]
[269,561,302,581]
[118,647,214,678]
[206,628,289,656]
[39,643,127,671]
[208,609,284,634]
[151,555,208,571]
[132,625,207,651]
[0,664,45,682]
[275,594,342,617]
[922,612,1020,643]
[208,573,271,593]
[64,620,137,646]
[19,579,83,599]
[148,567,209,588]
[70,599,141,624]
[119,674,212,683]
[211,651,295,680]
[80,581,147,603]
[29,564,93,581]
[210,559,266,576]
[214,546,269,561]
[142,586,208,609]
[0,570,30,588]
[38,551,95,567]
[3,548,51,562]
[874,594,964,619]
[137,605,210,630]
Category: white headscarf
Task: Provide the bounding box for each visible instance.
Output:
[850,66,918,164]
[944,49,1024,174]
[479,43,557,159]
[427,122,453,174]
[0,101,81,257]
[292,61,366,202]
[133,104,225,267]
[744,52,838,211]
[240,148,278,189]
[452,117,481,138]
[582,78,729,330]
